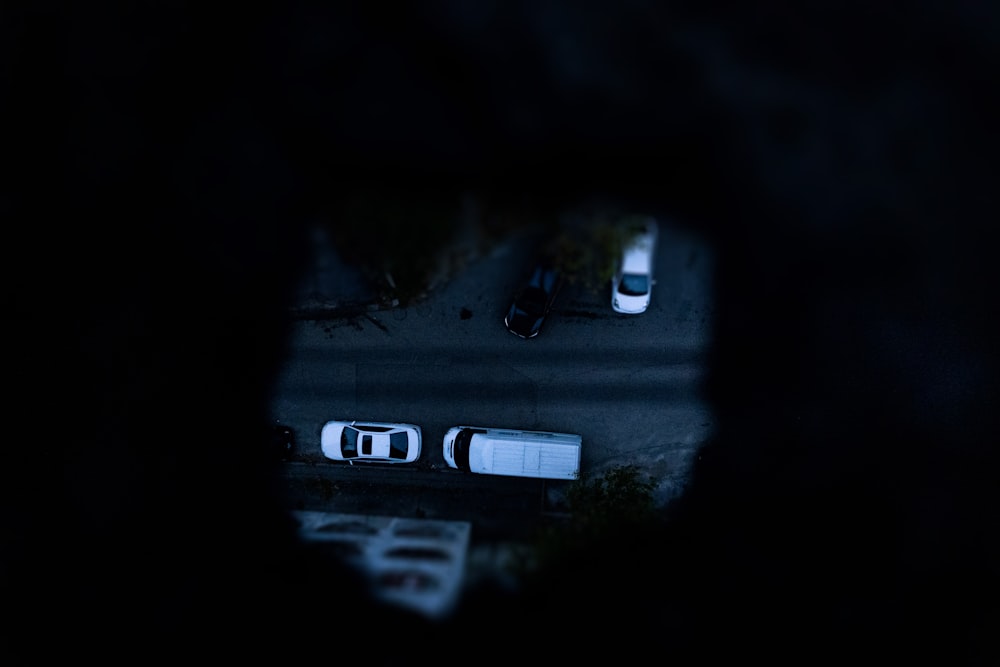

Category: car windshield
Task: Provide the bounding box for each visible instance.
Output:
[516,287,548,314]
[341,426,359,455]
[619,273,649,296]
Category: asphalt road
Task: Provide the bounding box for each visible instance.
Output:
[271,215,717,526]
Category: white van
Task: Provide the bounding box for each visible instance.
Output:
[442,426,582,480]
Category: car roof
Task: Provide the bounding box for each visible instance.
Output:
[622,242,653,273]
[620,221,657,273]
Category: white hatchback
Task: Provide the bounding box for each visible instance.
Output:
[611,217,659,314]
[321,420,422,464]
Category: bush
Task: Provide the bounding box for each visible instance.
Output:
[549,214,646,293]
[327,187,460,305]
[509,464,659,582]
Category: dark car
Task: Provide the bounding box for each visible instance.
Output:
[504,259,564,339]
[270,423,295,461]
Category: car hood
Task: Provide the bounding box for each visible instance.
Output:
[506,307,542,338]
[613,292,650,314]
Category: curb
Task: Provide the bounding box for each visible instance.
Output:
[288,298,398,321]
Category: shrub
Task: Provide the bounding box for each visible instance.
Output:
[509,464,659,582]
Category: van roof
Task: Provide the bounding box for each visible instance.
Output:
[467,431,581,480]
[469,429,581,444]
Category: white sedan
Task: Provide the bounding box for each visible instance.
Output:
[611,217,659,314]
[321,420,422,464]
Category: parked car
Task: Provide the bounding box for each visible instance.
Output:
[269,422,295,461]
[611,217,658,314]
[321,420,422,464]
[504,258,564,338]
[443,425,582,479]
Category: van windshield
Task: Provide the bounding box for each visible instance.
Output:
[453,429,473,471]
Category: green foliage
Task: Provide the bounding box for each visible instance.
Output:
[549,214,646,294]
[509,464,659,582]
[564,463,658,532]
[327,187,460,305]
[324,195,652,306]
